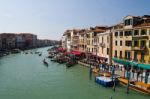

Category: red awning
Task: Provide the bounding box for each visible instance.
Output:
[71,51,81,56]
[64,52,71,55]
[57,47,65,52]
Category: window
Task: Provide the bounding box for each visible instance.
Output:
[134,30,139,36]
[120,41,122,46]
[149,40,150,48]
[115,32,118,36]
[134,41,139,47]
[140,40,146,47]
[141,29,147,35]
[102,37,104,43]
[125,19,132,26]
[141,53,145,62]
[125,51,131,60]
[134,52,138,61]
[115,50,117,57]
[107,48,109,55]
[97,38,99,43]
[115,41,117,46]
[107,36,109,43]
[92,48,93,52]
[125,20,128,26]
[120,31,123,36]
[125,31,132,36]
[125,51,128,59]
[128,52,131,60]
[125,41,132,46]
[93,32,97,36]
[120,51,122,58]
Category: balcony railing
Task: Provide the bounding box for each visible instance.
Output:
[100,43,105,48]
[92,43,97,46]
[132,45,148,51]
[132,35,149,39]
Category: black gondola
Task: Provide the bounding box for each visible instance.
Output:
[43,59,48,66]
[39,53,42,56]
[66,62,76,68]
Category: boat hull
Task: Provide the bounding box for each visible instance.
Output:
[118,77,150,95]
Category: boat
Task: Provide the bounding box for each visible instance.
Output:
[58,59,66,64]
[11,49,21,53]
[35,51,40,54]
[48,54,54,58]
[39,53,42,56]
[66,62,76,68]
[92,68,111,77]
[92,68,99,73]
[118,77,150,95]
[43,59,48,66]
[25,52,28,54]
[95,76,114,87]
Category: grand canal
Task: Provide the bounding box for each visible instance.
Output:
[0,47,149,99]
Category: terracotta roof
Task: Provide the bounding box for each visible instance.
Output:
[92,29,105,33]
[112,23,124,29]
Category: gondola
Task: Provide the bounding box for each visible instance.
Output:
[43,59,48,66]
[39,53,42,56]
[25,52,28,54]
[66,62,76,68]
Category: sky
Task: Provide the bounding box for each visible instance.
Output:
[0,0,150,40]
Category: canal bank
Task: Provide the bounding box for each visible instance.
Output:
[0,47,149,99]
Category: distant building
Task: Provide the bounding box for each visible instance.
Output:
[16,34,25,49]
[0,33,16,50]
[61,34,66,49]
[79,29,87,52]
[0,35,2,50]
[21,33,37,48]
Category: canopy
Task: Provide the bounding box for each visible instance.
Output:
[57,47,65,52]
[138,64,150,70]
[112,58,130,66]
[130,61,138,67]
[112,58,150,70]
[71,51,81,56]
[64,52,71,55]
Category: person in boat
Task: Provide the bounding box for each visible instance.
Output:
[43,58,46,62]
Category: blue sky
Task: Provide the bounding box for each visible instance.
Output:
[0,0,149,40]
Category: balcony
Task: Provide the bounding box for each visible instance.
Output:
[132,46,148,51]
[132,35,149,40]
[100,43,105,48]
[92,42,97,46]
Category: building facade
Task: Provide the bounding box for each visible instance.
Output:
[97,29,112,64]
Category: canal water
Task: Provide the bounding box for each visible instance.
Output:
[0,47,149,99]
